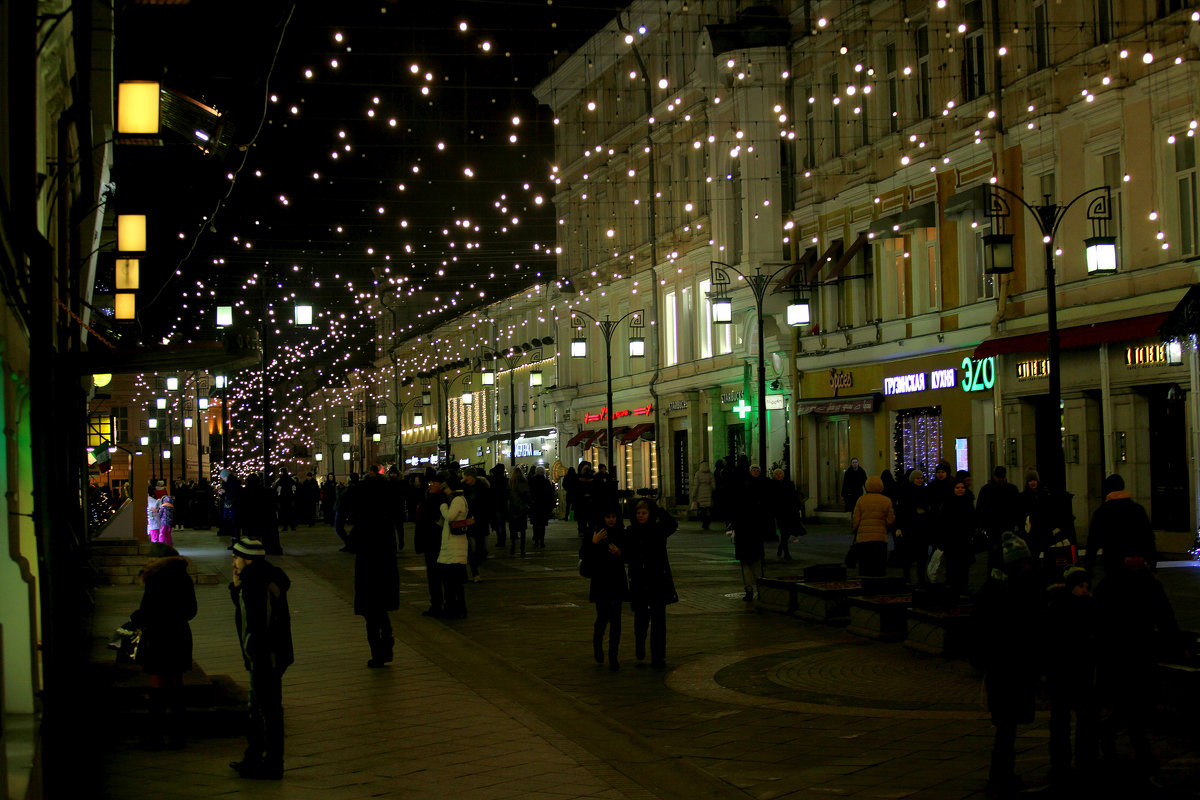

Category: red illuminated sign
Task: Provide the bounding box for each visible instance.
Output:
[583,404,653,423]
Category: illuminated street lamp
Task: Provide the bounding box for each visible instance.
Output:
[569,310,644,475]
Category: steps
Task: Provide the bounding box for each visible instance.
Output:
[90,540,221,586]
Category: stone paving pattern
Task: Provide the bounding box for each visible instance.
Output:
[87,517,1200,799]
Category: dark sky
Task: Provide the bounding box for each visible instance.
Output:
[114,1,620,350]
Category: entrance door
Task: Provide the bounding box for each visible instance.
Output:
[726,423,745,464]
[818,416,850,507]
[673,429,690,504]
[1149,391,1189,531]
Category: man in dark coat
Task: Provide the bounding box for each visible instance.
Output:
[333,472,359,551]
[340,464,400,667]
[1084,473,1157,577]
[386,465,406,549]
[975,466,1022,567]
[488,463,508,547]
[841,457,868,512]
[414,472,447,617]
[240,473,282,556]
[299,472,320,527]
[229,538,293,780]
[273,469,298,531]
[462,467,491,579]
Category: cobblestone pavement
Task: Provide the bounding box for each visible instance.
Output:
[88,517,1200,799]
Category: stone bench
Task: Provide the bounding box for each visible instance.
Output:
[755,576,804,613]
[903,605,974,656]
[791,579,863,625]
[847,594,912,641]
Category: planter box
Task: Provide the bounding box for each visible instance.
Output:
[847,594,912,641]
[792,580,863,625]
[756,577,803,613]
[904,606,974,656]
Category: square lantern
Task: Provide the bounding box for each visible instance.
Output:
[139,436,150,446]
[461,389,473,405]
[162,450,171,460]
[198,397,209,410]
[172,435,181,445]
[341,433,351,443]
[628,336,645,358]
[214,374,227,389]
[377,413,388,425]
[156,397,167,409]
[421,387,432,405]
[166,376,179,391]
[787,299,811,327]
[117,214,147,252]
[1167,340,1184,366]
[115,258,140,290]
[216,306,233,327]
[295,303,314,326]
[117,81,160,134]
[481,365,495,385]
[712,295,733,323]
[342,451,351,461]
[183,417,193,429]
[1084,236,1118,274]
[147,418,157,428]
[372,432,382,442]
[413,410,424,426]
[114,293,136,320]
[571,337,587,358]
[529,369,543,387]
[982,232,1015,274]
[315,452,323,462]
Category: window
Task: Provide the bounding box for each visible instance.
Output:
[921,227,939,311]
[804,88,816,169]
[1159,0,1189,17]
[885,236,912,319]
[663,290,678,366]
[728,161,743,264]
[1096,0,1113,44]
[679,286,694,363]
[916,25,932,119]
[1102,152,1124,268]
[964,1,987,100]
[1175,135,1199,256]
[1033,0,1050,72]
[886,43,899,133]
[829,70,842,157]
[698,279,713,359]
[111,406,129,443]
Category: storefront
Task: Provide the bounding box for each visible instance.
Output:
[564,398,656,492]
[489,427,558,471]
[979,312,1191,534]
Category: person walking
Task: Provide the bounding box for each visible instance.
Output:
[573,463,598,540]
[841,457,868,512]
[461,467,492,580]
[897,469,934,585]
[733,465,772,601]
[937,478,977,596]
[488,463,508,548]
[218,469,241,542]
[414,472,447,617]
[1084,473,1157,578]
[341,465,400,668]
[561,466,577,521]
[229,538,293,780]
[300,472,320,527]
[691,461,716,530]
[771,468,804,561]
[320,473,337,525]
[273,469,298,532]
[850,475,895,577]
[386,465,406,549]
[437,472,471,619]
[626,499,678,668]
[130,542,197,750]
[971,533,1043,796]
[529,466,556,548]
[240,473,282,556]
[1045,566,1100,789]
[333,472,359,552]
[507,466,532,556]
[580,505,627,670]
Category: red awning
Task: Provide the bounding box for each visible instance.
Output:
[592,426,629,448]
[620,422,654,443]
[823,232,869,282]
[566,429,597,447]
[973,313,1171,359]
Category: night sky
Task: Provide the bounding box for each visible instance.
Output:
[114,1,619,355]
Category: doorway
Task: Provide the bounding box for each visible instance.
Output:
[1149,389,1189,531]
[818,416,850,507]
[726,423,745,464]
[673,429,690,504]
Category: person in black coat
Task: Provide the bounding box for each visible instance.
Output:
[561,466,577,521]
[320,473,337,525]
[462,467,492,579]
[937,480,977,596]
[734,465,772,601]
[626,499,678,667]
[240,473,282,556]
[580,505,627,671]
[488,463,508,547]
[341,465,400,667]
[841,457,868,512]
[975,466,1022,567]
[573,464,599,539]
[529,466,556,548]
[130,542,197,749]
[1045,567,1100,787]
[897,469,934,585]
[414,473,448,617]
[1084,473,1157,577]
[770,468,804,561]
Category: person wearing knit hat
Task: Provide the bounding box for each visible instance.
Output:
[1001,531,1032,565]
[1063,566,1092,595]
[229,536,292,779]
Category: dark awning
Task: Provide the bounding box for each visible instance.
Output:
[592,426,629,448]
[824,232,869,282]
[973,313,1171,358]
[814,238,843,282]
[795,393,881,416]
[567,429,602,448]
[1159,285,1200,340]
[771,246,818,293]
[621,422,654,443]
[486,427,557,443]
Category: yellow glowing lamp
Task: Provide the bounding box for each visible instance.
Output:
[117,81,160,134]
[117,214,147,252]
[114,292,136,319]
[93,373,113,388]
[115,258,140,290]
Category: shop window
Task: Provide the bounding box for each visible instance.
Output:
[893,407,943,476]
[698,279,714,358]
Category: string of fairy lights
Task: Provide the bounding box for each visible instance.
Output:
[121,4,1200,478]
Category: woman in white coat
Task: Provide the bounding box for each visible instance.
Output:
[437,471,471,618]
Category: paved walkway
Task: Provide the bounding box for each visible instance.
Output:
[87,518,1200,799]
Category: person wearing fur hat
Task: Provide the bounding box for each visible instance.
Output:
[130,542,197,749]
[1084,473,1157,577]
[971,532,1044,795]
[229,538,293,780]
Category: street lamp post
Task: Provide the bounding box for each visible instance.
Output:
[568,310,644,478]
[709,261,810,474]
[479,341,550,468]
[983,184,1115,494]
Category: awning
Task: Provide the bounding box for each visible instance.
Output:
[795,393,881,416]
[621,422,654,443]
[973,312,1171,359]
[824,232,869,282]
[593,426,629,447]
[486,427,557,443]
[814,238,843,282]
[566,429,602,448]
[1159,285,1200,340]
[771,246,818,292]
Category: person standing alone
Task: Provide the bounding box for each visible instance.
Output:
[340,464,400,667]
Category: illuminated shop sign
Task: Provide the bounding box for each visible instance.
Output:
[1124,344,1181,368]
[884,373,926,395]
[1016,359,1051,381]
[960,356,995,392]
[583,404,653,423]
[720,390,744,403]
[515,442,533,457]
[930,368,957,390]
[668,400,689,411]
